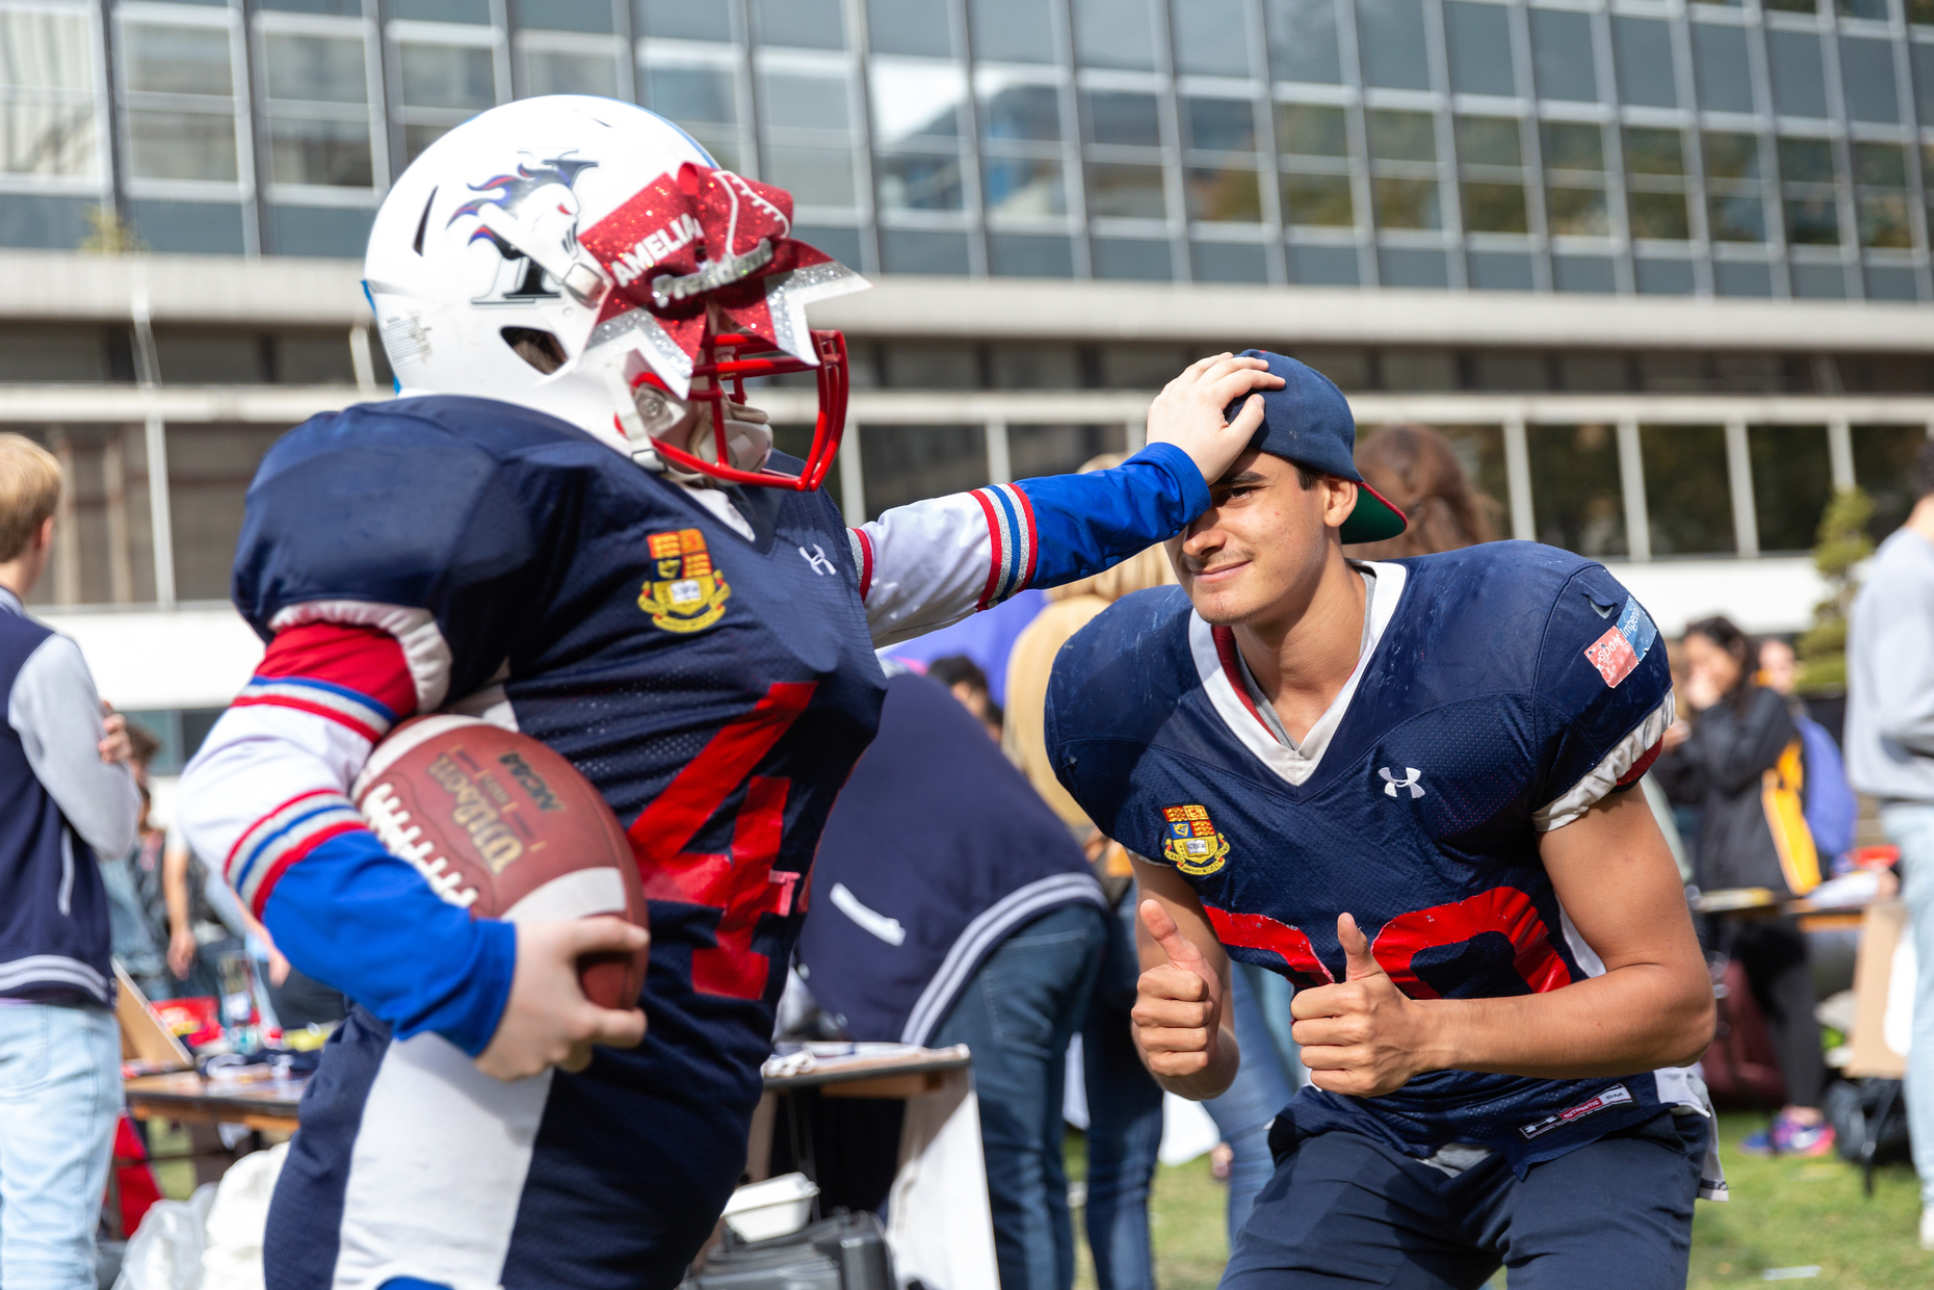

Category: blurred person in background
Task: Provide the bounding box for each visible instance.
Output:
[0,432,141,1290]
[1344,423,1499,560]
[98,721,173,1003]
[929,652,1003,740]
[1844,438,1934,1250]
[1758,638,1857,876]
[1675,616,1832,1157]
[797,667,1107,1290]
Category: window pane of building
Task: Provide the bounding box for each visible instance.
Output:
[124,23,233,97]
[867,0,954,58]
[983,155,1067,218]
[1704,131,1758,181]
[128,111,239,182]
[1282,172,1353,226]
[644,61,738,131]
[1630,191,1689,240]
[751,0,846,50]
[15,425,155,608]
[1455,116,1519,168]
[1357,0,1430,91]
[1531,10,1597,103]
[968,0,1055,64]
[1778,137,1834,185]
[1083,90,1162,148]
[1087,161,1169,218]
[1373,178,1440,230]
[1852,425,1930,540]
[1184,97,1257,153]
[879,151,965,211]
[522,48,620,99]
[1767,31,1827,119]
[1265,0,1342,84]
[871,61,965,145]
[1541,121,1603,173]
[1784,196,1839,245]
[1,100,99,177]
[1073,0,1157,70]
[1529,423,1625,558]
[511,0,612,34]
[1641,425,1734,556]
[757,68,849,134]
[1463,181,1528,233]
[1691,22,1752,114]
[861,424,987,516]
[1839,37,1899,124]
[1186,165,1262,222]
[1612,17,1677,109]
[169,424,285,601]
[1748,425,1832,553]
[1277,103,1348,157]
[268,116,372,186]
[1174,0,1250,77]
[1367,109,1434,163]
[0,10,95,92]
[396,42,496,110]
[1444,1,1514,97]
[988,344,1081,389]
[1547,185,1607,236]
[263,33,368,104]
[979,75,1062,142]
[638,0,737,41]
[764,143,856,207]
[1708,193,1765,242]
[1008,424,1126,477]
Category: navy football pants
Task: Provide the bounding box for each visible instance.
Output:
[1221,1111,1705,1290]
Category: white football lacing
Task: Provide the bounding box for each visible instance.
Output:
[361,782,481,909]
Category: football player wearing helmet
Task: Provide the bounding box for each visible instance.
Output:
[177,96,1279,1290]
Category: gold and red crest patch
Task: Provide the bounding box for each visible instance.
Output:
[639,528,731,634]
[1160,804,1230,876]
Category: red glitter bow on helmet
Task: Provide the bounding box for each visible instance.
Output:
[578,163,836,369]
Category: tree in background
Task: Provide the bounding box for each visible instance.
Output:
[1797,486,1875,695]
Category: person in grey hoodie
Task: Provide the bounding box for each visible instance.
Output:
[1846,438,1934,1254]
[0,433,141,1290]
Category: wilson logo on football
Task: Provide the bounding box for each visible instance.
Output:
[1160,804,1230,876]
[639,527,731,634]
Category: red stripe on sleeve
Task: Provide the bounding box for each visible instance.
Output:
[258,622,418,719]
[852,528,875,601]
[968,489,1006,612]
[232,693,384,744]
[1616,738,1664,788]
[249,820,368,919]
[223,788,343,879]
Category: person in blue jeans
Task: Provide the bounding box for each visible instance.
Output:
[1078,887,1166,1290]
[1202,963,1302,1242]
[799,669,1109,1290]
[0,433,142,1290]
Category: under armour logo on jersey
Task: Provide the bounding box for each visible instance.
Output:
[798,543,837,576]
[1380,766,1425,799]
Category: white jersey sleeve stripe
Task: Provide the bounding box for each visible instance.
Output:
[1532,689,1675,832]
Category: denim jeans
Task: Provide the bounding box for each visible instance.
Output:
[0,1002,121,1290]
[1203,963,1300,1246]
[1079,898,1164,1290]
[933,903,1108,1290]
[1881,802,1934,1209]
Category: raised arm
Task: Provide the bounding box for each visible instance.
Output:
[853,355,1282,644]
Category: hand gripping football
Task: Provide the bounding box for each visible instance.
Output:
[352,714,649,1010]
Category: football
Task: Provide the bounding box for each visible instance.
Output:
[351,714,648,1010]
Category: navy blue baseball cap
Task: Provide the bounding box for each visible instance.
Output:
[1224,349,1407,544]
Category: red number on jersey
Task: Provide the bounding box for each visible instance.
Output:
[626,682,815,1001]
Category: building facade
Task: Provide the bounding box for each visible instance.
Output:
[2,0,1933,760]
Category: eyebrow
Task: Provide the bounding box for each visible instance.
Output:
[1216,471,1267,486]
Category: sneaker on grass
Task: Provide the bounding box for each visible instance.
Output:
[1738,1112,1837,1158]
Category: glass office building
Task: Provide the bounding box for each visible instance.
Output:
[1,0,1932,733]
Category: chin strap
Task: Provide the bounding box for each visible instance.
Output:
[610,371,773,485]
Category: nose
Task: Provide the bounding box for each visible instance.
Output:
[1179,509,1225,566]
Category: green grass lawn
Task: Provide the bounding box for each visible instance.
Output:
[1068,1112,1931,1290]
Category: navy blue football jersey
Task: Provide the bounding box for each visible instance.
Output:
[1047,542,1699,1172]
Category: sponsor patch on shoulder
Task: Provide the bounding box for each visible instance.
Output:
[1583,595,1657,687]
[1517,1083,1635,1140]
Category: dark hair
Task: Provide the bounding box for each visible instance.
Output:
[926,654,990,695]
[1684,614,1757,712]
[127,720,161,768]
[1346,424,1499,559]
[1914,439,1934,503]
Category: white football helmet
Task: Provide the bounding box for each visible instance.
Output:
[363,95,866,488]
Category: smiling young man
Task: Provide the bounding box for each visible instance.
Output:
[1044,352,1720,1290]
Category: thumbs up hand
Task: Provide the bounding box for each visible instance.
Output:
[1289,913,1430,1098]
[1130,899,1224,1082]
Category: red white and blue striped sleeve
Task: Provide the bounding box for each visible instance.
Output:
[850,442,1209,646]
[176,610,513,1054]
